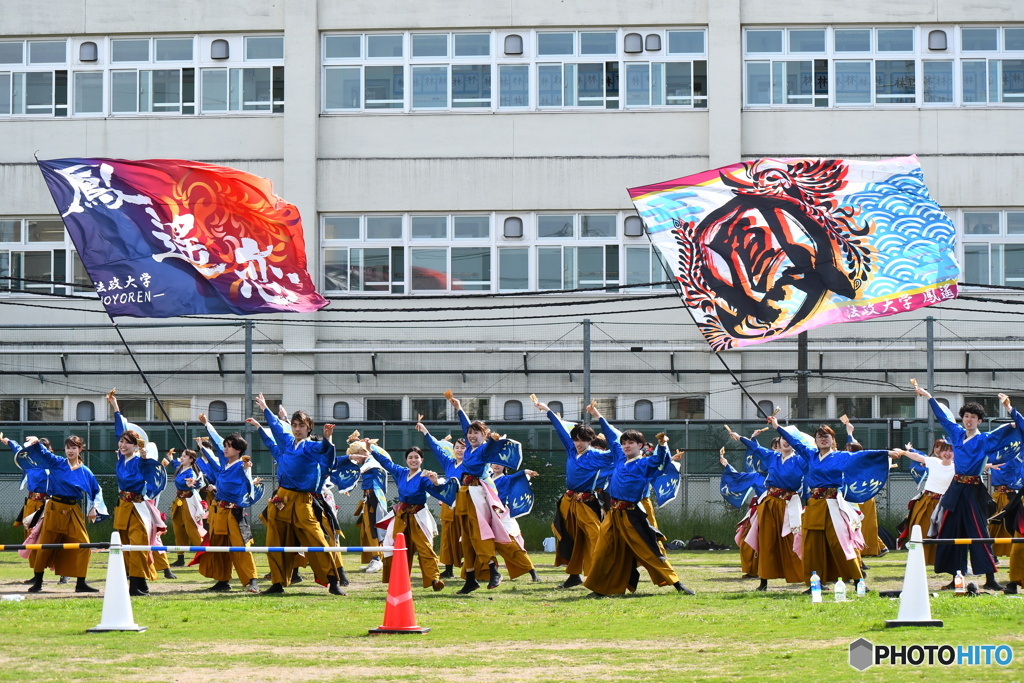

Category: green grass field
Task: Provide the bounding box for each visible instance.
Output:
[1,544,1022,682]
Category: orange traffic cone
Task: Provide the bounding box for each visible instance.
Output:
[369,533,430,634]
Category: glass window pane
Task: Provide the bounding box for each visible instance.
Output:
[923,61,953,103]
[634,400,654,421]
[877,28,913,52]
[879,396,916,419]
[112,70,139,113]
[245,36,283,60]
[499,64,529,107]
[22,251,53,290]
[367,34,403,58]
[411,215,447,239]
[366,399,402,421]
[27,399,63,421]
[149,69,181,111]
[0,219,21,242]
[155,38,193,61]
[580,31,615,55]
[332,401,350,420]
[1003,243,1024,284]
[364,65,403,108]
[27,219,64,242]
[669,397,705,419]
[538,32,574,56]
[577,63,604,106]
[351,247,392,291]
[998,59,1024,101]
[112,39,150,63]
[499,247,528,290]
[835,61,872,104]
[962,60,988,103]
[0,73,9,115]
[453,215,489,239]
[835,29,871,52]
[875,60,915,103]
[325,35,361,59]
[324,248,348,291]
[625,63,650,106]
[411,248,448,290]
[776,61,814,104]
[454,33,490,57]
[538,214,574,238]
[576,246,605,286]
[1006,29,1024,52]
[964,211,999,235]
[366,215,402,239]
[625,246,650,285]
[0,42,23,64]
[412,65,448,108]
[537,64,563,106]
[29,41,66,64]
[580,214,615,237]
[452,64,490,107]
[963,244,989,285]
[962,28,998,52]
[412,34,448,58]
[668,31,704,55]
[73,71,104,114]
[200,68,227,112]
[746,30,782,53]
[324,216,360,240]
[234,67,270,110]
[411,398,446,421]
[537,247,562,289]
[746,62,771,104]
[1007,212,1024,235]
[836,397,873,419]
[24,72,54,114]
[325,66,361,109]
[451,247,490,290]
[789,29,825,53]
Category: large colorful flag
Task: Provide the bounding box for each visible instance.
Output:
[37,158,328,317]
[628,155,959,350]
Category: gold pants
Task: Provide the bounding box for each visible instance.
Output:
[456,485,496,576]
[801,498,862,583]
[906,495,940,566]
[31,500,91,578]
[755,495,804,583]
[438,503,463,567]
[1009,531,1024,586]
[383,510,441,588]
[989,490,1014,558]
[859,498,887,557]
[170,497,205,548]
[354,496,383,563]
[199,505,256,584]
[265,487,339,586]
[113,499,156,580]
[584,507,679,595]
[554,494,602,576]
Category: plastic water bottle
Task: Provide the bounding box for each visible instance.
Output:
[954,570,966,596]
[810,571,822,603]
[856,578,866,598]
[834,579,847,602]
[1,595,24,602]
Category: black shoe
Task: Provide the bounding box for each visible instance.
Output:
[328,579,346,596]
[756,579,768,592]
[291,569,303,584]
[337,568,350,587]
[58,576,70,585]
[860,564,869,571]
[261,583,285,595]
[27,573,43,594]
[263,572,272,580]
[983,578,1003,592]
[75,578,99,593]
[674,582,695,596]
[585,591,605,599]
[529,569,541,582]
[439,566,454,580]
[559,574,584,589]
[163,568,178,580]
[877,546,890,558]
[628,567,641,592]
[487,565,503,590]
[170,556,186,568]
[207,581,232,592]
[1004,582,1020,595]
[457,575,480,595]
[940,580,956,590]
[128,577,149,597]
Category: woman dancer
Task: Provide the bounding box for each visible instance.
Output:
[842,420,888,559]
[18,436,104,593]
[894,440,955,568]
[161,448,206,568]
[417,422,464,580]
[769,415,899,588]
[344,433,388,573]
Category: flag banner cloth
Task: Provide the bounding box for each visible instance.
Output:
[628,155,960,350]
[37,158,328,317]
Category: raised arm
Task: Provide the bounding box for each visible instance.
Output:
[418,422,456,469]
[768,415,815,462]
[367,444,402,478]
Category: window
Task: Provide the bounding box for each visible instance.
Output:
[548,400,564,416]
[961,209,1024,286]
[411,398,446,421]
[836,396,872,419]
[27,399,63,421]
[462,398,490,421]
[323,28,707,113]
[879,396,916,419]
[155,398,191,421]
[333,401,350,420]
[745,25,1024,108]
[253,395,282,419]
[756,400,776,418]
[634,399,654,421]
[788,396,826,419]
[208,400,228,422]
[503,399,524,421]
[962,395,1001,419]
[118,398,148,422]
[0,217,89,295]
[367,398,402,421]
[0,399,20,421]
[588,398,617,422]
[76,400,96,422]
[624,246,672,289]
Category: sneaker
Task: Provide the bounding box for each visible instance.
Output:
[245,580,259,594]
[487,571,503,590]
[163,568,178,580]
[877,546,890,558]
[365,558,383,573]
[57,576,70,585]
[1004,582,1019,595]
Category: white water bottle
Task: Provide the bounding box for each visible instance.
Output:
[834,579,847,602]
[856,578,866,598]
[954,570,966,595]
[810,571,822,603]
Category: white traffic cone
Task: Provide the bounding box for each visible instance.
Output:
[885,525,943,628]
[87,532,147,633]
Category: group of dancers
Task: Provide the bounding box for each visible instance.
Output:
[721,385,1024,594]
[7,383,1023,598]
